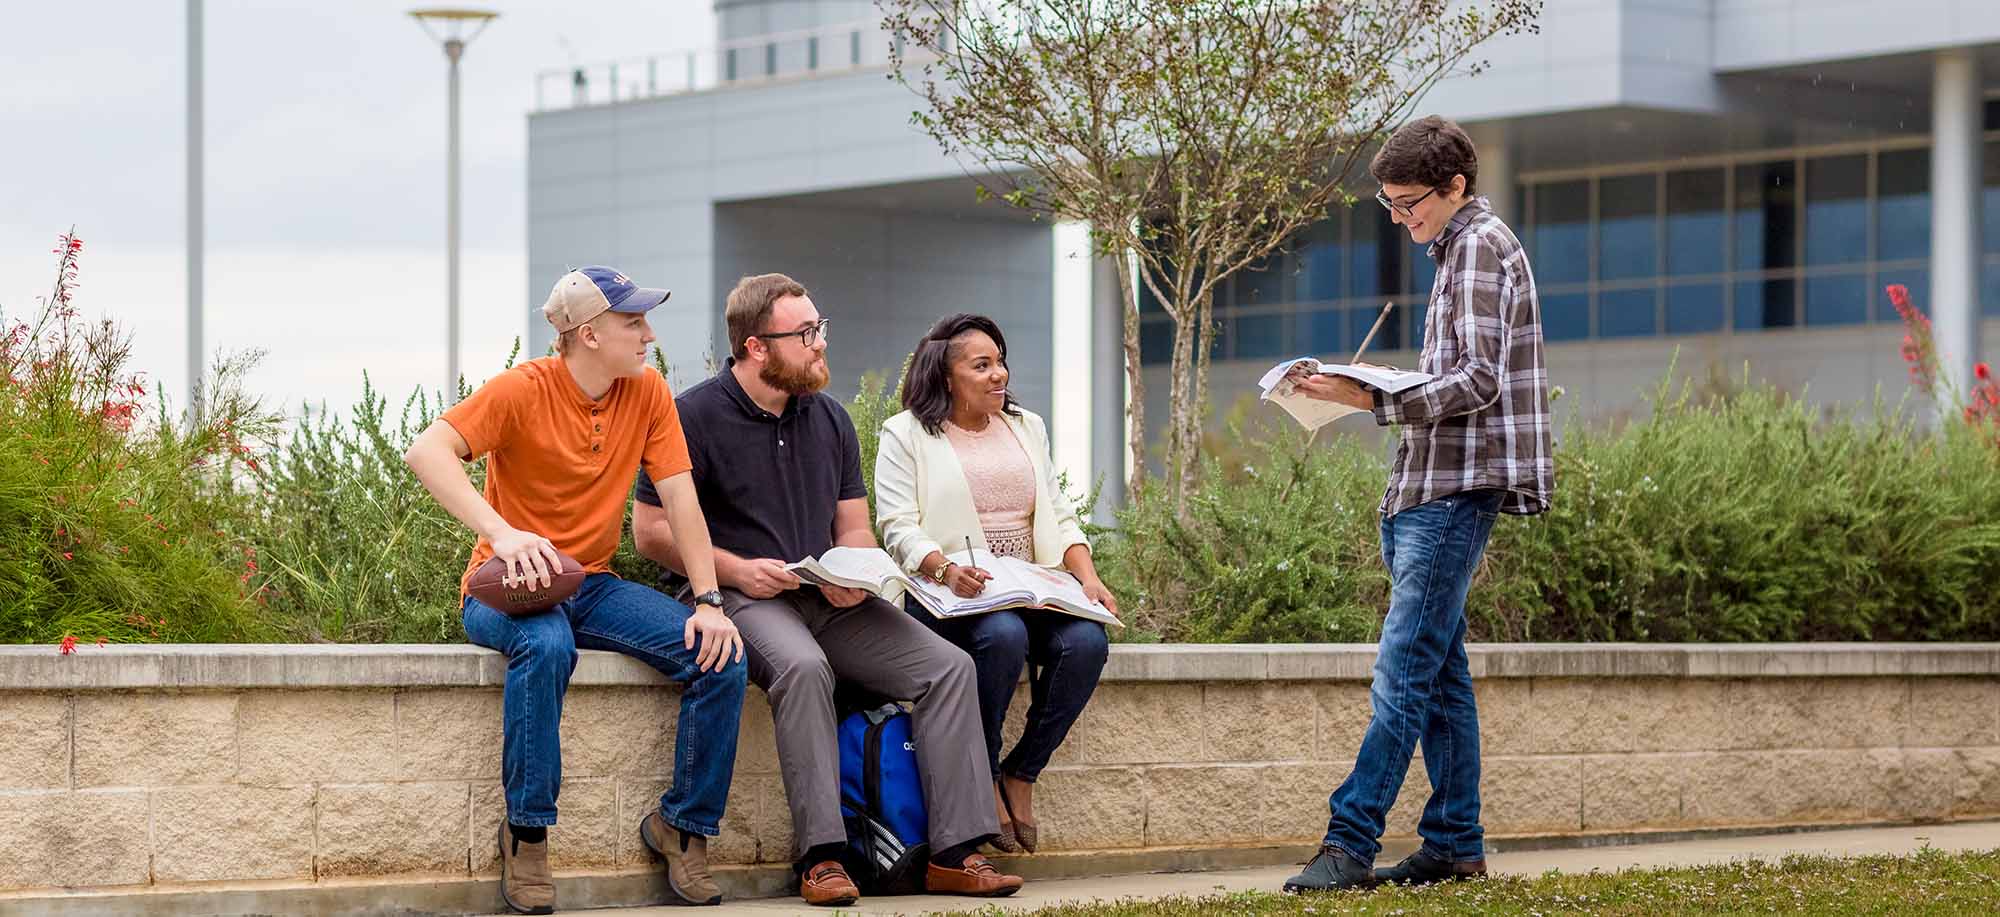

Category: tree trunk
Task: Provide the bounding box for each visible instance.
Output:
[1180,287,1216,512]
[1111,244,1147,493]
[1164,300,1197,519]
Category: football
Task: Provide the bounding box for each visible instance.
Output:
[468,551,586,616]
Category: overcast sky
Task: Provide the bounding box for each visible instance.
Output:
[1,0,712,419]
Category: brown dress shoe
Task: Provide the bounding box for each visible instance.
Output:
[498,823,555,915]
[925,854,1023,897]
[799,860,859,907]
[640,811,722,905]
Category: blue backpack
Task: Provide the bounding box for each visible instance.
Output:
[837,701,929,894]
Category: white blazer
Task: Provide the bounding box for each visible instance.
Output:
[874,407,1090,574]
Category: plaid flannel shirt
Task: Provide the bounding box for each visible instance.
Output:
[1371,196,1554,518]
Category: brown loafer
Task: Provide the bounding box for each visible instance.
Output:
[640,811,722,906]
[799,860,859,907]
[498,823,555,915]
[925,854,1023,897]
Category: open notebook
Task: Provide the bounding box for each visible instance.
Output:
[1256,356,1435,430]
[786,546,1121,628]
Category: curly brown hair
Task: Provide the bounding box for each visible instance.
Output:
[1369,115,1479,197]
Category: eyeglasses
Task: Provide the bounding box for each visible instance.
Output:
[1375,187,1438,218]
[755,318,831,348]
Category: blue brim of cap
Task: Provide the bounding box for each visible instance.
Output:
[608,286,671,312]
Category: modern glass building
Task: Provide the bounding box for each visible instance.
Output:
[1140,118,2000,368]
[528,1,2000,516]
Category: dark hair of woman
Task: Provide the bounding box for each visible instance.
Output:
[901,313,1023,436]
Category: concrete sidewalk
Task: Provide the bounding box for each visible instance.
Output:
[578,821,2000,917]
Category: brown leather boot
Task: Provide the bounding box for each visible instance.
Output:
[925,853,1023,897]
[498,823,555,915]
[798,860,859,907]
[639,811,722,906]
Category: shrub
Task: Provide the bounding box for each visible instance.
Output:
[1101,371,2000,644]
[0,232,279,645]
[247,373,474,642]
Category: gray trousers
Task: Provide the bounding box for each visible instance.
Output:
[698,586,998,858]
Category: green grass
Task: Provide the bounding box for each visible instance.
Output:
[941,848,2000,916]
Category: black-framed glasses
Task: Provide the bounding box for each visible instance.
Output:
[755,318,831,348]
[1376,186,1438,218]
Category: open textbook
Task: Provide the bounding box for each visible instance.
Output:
[1256,356,1436,431]
[786,546,1122,628]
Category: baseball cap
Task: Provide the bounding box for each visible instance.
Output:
[541,265,671,334]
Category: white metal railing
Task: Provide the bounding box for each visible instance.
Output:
[531,19,906,112]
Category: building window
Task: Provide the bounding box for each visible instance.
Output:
[1805,155,1869,266]
[1294,218,1343,302]
[1598,287,1657,338]
[1666,283,1725,335]
[1734,277,1797,331]
[1598,174,1657,281]
[1542,292,1590,341]
[1877,148,1930,263]
[1231,314,1286,359]
[1734,160,1798,272]
[1303,308,1346,354]
[1805,273,1869,326]
[1232,255,1289,310]
[1531,181,1591,286]
[1666,168,1726,276]
[1139,320,1174,366]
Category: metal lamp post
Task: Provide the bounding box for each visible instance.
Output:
[409,7,498,401]
[188,0,204,421]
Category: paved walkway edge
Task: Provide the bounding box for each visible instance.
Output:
[6,817,1996,917]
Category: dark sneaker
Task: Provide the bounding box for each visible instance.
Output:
[498,823,556,915]
[1282,844,1379,893]
[640,811,722,905]
[1376,847,1487,886]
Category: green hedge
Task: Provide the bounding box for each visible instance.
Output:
[1098,379,2000,643]
[8,278,1998,645]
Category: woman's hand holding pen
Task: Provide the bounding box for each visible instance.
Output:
[941,563,992,598]
[943,536,992,598]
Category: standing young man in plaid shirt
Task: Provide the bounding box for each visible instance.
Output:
[1284,115,1554,893]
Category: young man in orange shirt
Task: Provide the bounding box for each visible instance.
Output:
[405,266,748,914]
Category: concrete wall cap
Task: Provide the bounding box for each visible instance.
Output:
[1,642,1996,690]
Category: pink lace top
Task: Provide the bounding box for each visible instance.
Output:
[943,416,1036,561]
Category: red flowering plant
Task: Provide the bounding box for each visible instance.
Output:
[2,230,281,646]
[1887,283,2000,450]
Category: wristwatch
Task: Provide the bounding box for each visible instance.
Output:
[929,563,955,585]
[691,589,726,611]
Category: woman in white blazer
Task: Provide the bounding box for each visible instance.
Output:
[874,314,1118,855]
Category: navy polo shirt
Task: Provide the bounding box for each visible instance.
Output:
[633,360,867,588]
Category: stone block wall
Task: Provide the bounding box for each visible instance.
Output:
[0,643,1995,910]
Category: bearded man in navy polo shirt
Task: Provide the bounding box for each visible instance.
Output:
[630,273,1023,906]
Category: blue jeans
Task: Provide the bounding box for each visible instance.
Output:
[905,599,1109,782]
[1324,490,1502,865]
[463,573,748,835]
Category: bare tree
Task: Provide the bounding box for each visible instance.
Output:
[884,0,1539,512]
